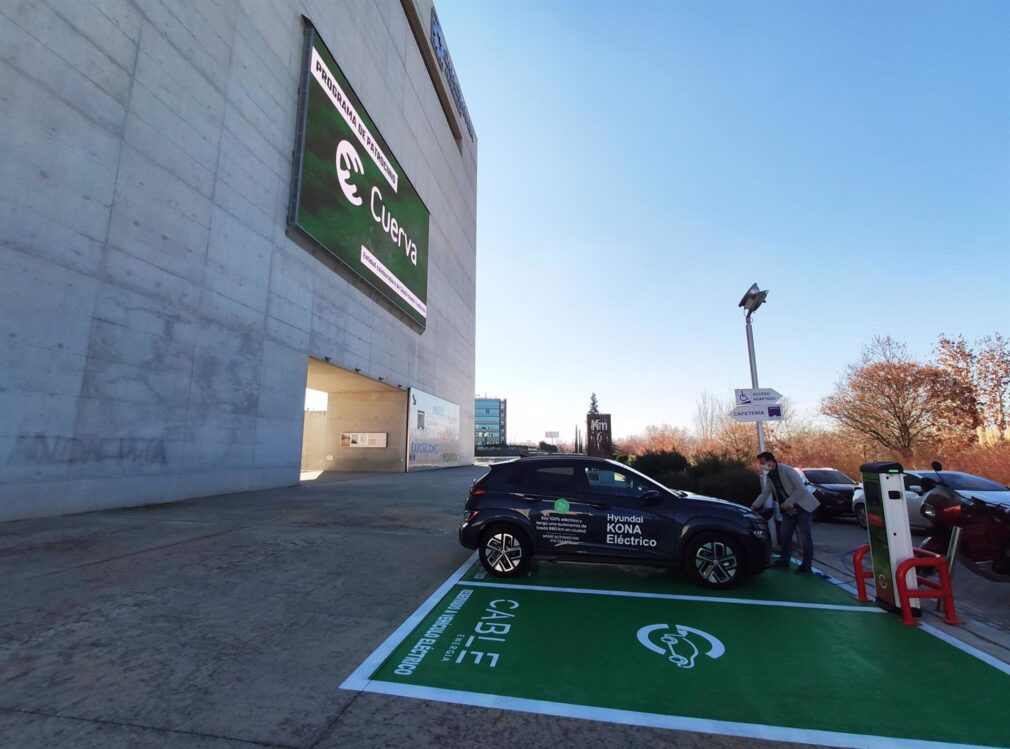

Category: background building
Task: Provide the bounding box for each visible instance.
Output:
[474,397,507,446]
[0,0,477,521]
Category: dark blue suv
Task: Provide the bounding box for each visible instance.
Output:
[459,456,770,589]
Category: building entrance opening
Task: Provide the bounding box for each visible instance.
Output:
[300,358,408,480]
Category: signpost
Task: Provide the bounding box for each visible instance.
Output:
[734,388,783,405]
[586,414,612,459]
[729,403,783,423]
[729,388,783,423]
[729,381,783,544]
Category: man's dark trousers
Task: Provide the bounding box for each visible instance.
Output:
[779,507,813,569]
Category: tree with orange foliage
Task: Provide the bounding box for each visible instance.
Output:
[821,337,941,461]
[618,423,693,457]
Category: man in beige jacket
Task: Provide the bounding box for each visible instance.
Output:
[751,451,821,574]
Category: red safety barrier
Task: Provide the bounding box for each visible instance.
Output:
[853,544,873,602]
[895,549,962,627]
[851,544,961,626]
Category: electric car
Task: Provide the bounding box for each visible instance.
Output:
[459,456,771,589]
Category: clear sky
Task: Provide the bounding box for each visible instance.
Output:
[437,0,1010,443]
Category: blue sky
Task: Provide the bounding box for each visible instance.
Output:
[438,0,1010,443]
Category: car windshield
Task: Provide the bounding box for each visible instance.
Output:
[939,473,1008,492]
[605,460,684,496]
[804,470,856,485]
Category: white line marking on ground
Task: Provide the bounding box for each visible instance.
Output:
[826,556,1010,673]
[456,580,883,613]
[358,681,996,749]
[339,552,478,691]
[920,623,1010,676]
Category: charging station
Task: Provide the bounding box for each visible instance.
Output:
[860,461,919,613]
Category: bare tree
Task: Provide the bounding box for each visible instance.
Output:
[976,333,1010,432]
[692,392,723,442]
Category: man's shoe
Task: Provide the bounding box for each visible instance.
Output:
[794,566,812,575]
[771,560,790,568]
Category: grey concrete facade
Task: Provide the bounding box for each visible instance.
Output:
[0,0,478,521]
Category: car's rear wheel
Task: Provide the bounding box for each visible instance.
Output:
[855,503,867,529]
[684,532,744,589]
[479,524,531,578]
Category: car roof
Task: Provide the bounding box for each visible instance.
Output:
[488,455,612,468]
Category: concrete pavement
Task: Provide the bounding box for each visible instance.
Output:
[0,468,814,749]
[1,470,1006,748]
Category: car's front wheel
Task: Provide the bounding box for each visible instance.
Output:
[684,532,744,589]
[478,524,531,578]
[855,503,867,528]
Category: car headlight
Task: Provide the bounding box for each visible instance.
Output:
[743,512,767,537]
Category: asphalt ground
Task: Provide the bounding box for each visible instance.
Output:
[1,467,1008,748]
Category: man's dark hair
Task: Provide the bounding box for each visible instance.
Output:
[756,451,776,462]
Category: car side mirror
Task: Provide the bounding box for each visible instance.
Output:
[931,461,943,472]
[908,485,922,494]
[641,489,663,503]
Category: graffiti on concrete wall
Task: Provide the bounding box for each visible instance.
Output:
[6,434,168,465]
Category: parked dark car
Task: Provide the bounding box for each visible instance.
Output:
[798,467,859,519]
[459,456,771,589]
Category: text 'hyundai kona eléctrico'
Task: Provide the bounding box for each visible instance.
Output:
[459,456,771,589]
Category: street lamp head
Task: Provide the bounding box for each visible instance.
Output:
[738,283,768,314]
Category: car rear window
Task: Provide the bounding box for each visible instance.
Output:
[940,473,1007,492]
[486,464,525,490]
[804,470,855,485]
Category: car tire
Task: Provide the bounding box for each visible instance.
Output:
[855,503,867,529]
[479,524,531,578]
[683,532,745,590]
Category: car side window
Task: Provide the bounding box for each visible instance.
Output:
[489,464,525,491]
[583,467,651,498]
[530,466,576,494]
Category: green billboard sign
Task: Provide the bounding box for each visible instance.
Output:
[289,24,430,328]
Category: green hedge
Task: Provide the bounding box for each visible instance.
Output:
[631,450,760,505]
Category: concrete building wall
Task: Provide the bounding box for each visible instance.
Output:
[325,392,408,472]
[0,0,477,521]
[301,411,328,470]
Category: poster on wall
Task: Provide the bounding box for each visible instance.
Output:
[407,389,461,470]
[288,22,430,328]
[340,433,388,448]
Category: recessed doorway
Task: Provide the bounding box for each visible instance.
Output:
[300,358,408,479]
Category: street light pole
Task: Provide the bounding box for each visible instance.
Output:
[744,310,766,454]
[738,283,777,545]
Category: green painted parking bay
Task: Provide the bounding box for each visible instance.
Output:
[343,558,1010,748]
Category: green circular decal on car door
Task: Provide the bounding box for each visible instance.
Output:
[554,498,570,514]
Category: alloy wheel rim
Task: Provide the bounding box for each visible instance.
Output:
[695,540,738,584]
[485,532,522,573]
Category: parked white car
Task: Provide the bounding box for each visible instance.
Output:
[852,470,1010,529]
[852,471,929,529]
